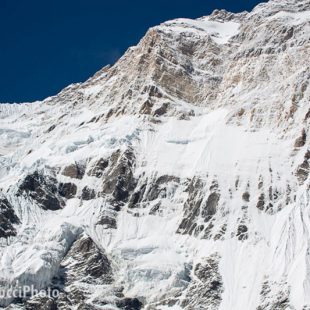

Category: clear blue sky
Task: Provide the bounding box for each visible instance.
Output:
[0,0,267,103]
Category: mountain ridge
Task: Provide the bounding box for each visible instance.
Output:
[0,0,309,309]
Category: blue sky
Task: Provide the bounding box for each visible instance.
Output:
[0,0,267,103]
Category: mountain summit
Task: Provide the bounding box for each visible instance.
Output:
[0,0,309,309]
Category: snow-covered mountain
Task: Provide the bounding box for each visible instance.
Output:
[0,0,309,309]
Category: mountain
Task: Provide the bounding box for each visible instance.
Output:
[0,0,309,309]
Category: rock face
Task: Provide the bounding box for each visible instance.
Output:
[0,0,309,309]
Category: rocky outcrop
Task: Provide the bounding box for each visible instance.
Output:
[236,224,248,241]
[23,234,143,309]
[62,163,85,180]
[128,175,180,208]
[296,150,310,184]
[115,298,143,310]
[101,148,136,203]
[17,171,64,211]
[97,214,117,229]
[87,158,109,178]
[25,297,57,310]
[257,280,293,310]
[177,177,205,236]
[177,178,220,238]
[294,129,307,148]
[0,195,20,239]
[256,193,266,211]
[58,182,77,199]
[180,254,223,309]
[81,186,96,200]
[202,191,220,222]
[59,234,113,285]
